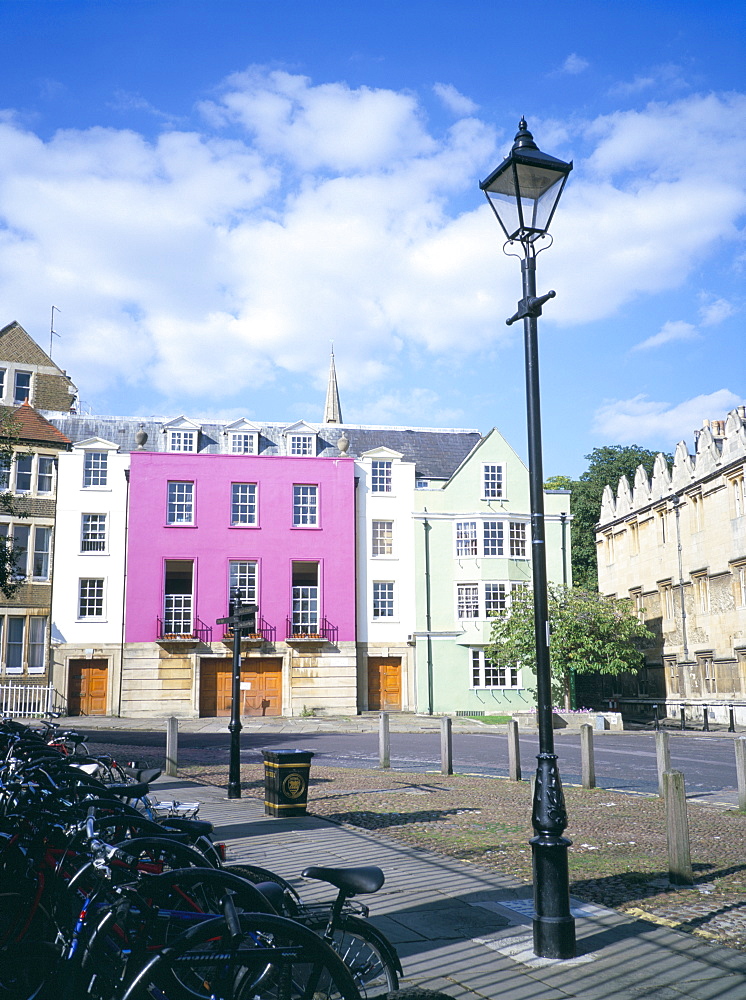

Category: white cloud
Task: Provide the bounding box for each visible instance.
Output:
[432,83,478,116]
[199,68,437,172]
[0,73,744,413]
[560,54,589,75]
[631,320,699,351]
[698,295,736,326]
[592,389,745,444]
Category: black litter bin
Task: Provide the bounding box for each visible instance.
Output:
[263,749,314,817]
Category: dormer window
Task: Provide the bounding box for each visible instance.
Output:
[163,417,201,453]
[230,433,256,454]
[290,434,314,456]
[168,430,197,452]
[283,421,318,457]
[223,419,260,455]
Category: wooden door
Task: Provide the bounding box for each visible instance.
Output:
[199,658,282,717]
[67,659,108,716]
[241,659,282,717]
[367,657,402,711]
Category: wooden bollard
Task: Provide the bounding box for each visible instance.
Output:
[507,719,521,781]
[735,737,746,811]
[663,769,692,885]
[379,711,390,769]
[655,730,671,798]
[441,716,453,776]
[165,716,178,777]
[580,723,595,789]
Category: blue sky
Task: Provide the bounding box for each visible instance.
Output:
[0,0,744,478]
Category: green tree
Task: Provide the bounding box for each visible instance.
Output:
[0,408,26,599]
[486,584,655,710]
[544,474,573,491]
[566,445,668,590]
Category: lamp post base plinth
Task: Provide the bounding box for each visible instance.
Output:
[531,833,576,959]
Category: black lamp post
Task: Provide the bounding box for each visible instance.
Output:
[480,119,576,959]
[216,589,258,800]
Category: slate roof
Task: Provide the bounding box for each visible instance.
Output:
[41,413,482,481]
[1,402,71,447]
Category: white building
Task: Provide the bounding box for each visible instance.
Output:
[51,437,130,715]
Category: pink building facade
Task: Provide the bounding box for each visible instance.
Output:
[122,451,357,717]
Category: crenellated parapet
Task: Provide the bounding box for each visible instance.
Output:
[598,406,746,525]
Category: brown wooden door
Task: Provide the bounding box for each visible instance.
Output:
[67,659,108,716]
[199,658,282,717]
[241,659,282,717]
[367,657,402,711]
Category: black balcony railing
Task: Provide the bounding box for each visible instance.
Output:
[223,616,276,644]
[157,617,212,643]
[285,617,338,643]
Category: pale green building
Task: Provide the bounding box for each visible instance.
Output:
[413,428,571,715]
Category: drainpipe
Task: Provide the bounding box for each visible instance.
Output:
[423,517,434,716]
[118,467,130,718]
[353,476,360,713]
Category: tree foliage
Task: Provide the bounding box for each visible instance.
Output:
[547,445,669,590]
[486,584,655,709]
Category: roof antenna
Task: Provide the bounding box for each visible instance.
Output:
[49,305,61,359]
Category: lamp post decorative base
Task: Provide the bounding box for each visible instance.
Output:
[531,752,575,958]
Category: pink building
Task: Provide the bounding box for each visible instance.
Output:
[124,451,357,717]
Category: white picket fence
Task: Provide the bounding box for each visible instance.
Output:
[0,681,58,718]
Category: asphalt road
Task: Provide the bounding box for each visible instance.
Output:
[81,727,742,800]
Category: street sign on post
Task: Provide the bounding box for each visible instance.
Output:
[217,599,258,799]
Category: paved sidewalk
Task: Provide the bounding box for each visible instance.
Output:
[153,773,746,1000]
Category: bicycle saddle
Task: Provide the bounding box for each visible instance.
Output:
[301,865,385,895]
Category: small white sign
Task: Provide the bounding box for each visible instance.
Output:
[240,682,252,690]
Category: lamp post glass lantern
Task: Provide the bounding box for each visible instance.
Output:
[480,119,576,960]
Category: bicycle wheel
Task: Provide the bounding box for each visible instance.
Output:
[142,867,279,919]
[121,912,361,1000]
[302,913,400,996]
[222,863,301,915]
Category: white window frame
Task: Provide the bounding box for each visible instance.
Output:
[372,581,395,619]
[83,451,108,488]
[455,521,478,557]
[471,649,520,689]
[5,616,25,673]
[167,482,194,525]
[292,485,318,527]
[78,578,105,619]
[509,521,528,558]
[81,513,107,553]
[14,454,33,493]
[168,429,197,452]
[32,526,51,580]
[457,583,480,619]
[372,520,393,557]
[229,432,257,455]
[484,582,508,617]
[370,461,392,494]
[36,455,54,494]
[230,483,258,527]
[289,434,315,456]
[13,370,32,405]
[483,520,504,556]
[28,616,46,673]
[229,561,257,606]
[482,463,505,500]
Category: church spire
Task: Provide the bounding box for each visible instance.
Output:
[323,345,343,424]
